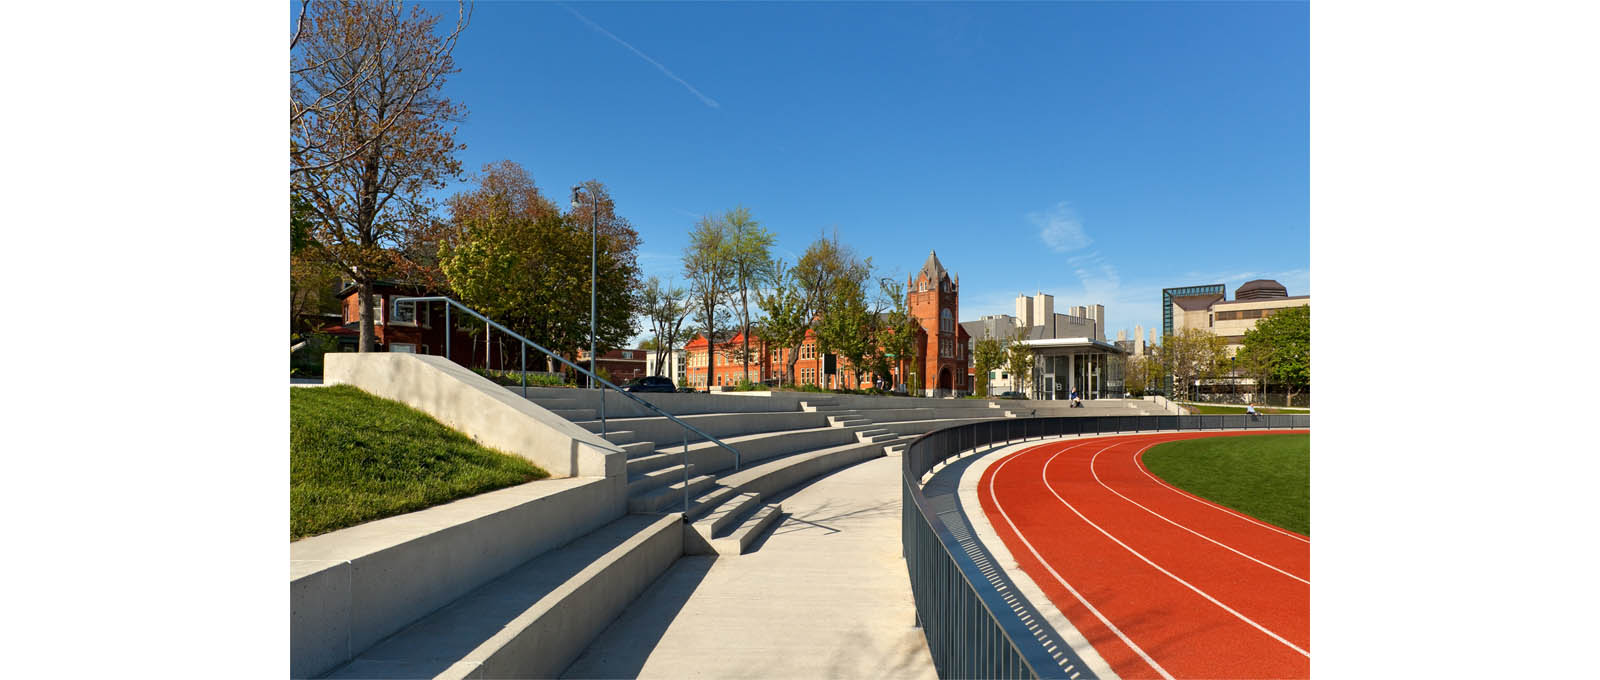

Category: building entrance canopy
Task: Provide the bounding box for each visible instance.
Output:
[1016,337,1127,400]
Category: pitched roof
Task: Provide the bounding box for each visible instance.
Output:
[918,250,948,283]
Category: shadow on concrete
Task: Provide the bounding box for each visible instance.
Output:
[560,554,717,679]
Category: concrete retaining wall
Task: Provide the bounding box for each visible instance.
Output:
[326,353,624,478]
[290,475,629,677]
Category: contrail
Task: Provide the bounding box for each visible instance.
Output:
[561,4,721,109]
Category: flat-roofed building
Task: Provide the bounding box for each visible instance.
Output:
[963,292,1124,400]
[1170,279,1309,355]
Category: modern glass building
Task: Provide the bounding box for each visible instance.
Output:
[1161,284,1226,338]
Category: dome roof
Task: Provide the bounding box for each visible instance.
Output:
[1235,279,1288,300]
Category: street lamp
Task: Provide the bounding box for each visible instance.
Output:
[572,185,598,390]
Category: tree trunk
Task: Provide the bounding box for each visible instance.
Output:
[358,281,376,352]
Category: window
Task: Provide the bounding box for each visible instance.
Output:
[940,309,953,333]
[622,351,632,359]
[391,300,426,327]
[389,343,416,353]
[365,295,385,325]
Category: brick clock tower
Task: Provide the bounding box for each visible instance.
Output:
[907,250,969,396]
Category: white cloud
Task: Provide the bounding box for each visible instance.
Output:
[1031,202,1091,253]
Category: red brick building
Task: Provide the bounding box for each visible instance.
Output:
[575,347,649,384]
[681,250,970,396]
[325,282,526,371]
[907,251,969,396]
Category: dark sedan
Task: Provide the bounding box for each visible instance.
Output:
[996,391,1027,400]
[624,376,678,393]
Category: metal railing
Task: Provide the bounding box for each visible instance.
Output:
[902,414,1310,679]
[394,297,743,475]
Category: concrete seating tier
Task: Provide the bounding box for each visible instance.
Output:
[325,513,682,680]
[306,387,1027,678]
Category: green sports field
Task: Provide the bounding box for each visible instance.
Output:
[1141,433,1309,535]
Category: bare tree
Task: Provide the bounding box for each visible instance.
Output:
[291,0,470,351]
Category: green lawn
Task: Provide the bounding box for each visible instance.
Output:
[291,385,549,540]
[1182,404,1307,415]
[1142,434,1309,535]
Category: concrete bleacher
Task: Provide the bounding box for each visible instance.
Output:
[299,365,1164,678]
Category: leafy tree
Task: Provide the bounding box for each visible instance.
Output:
[815,274,879,390]
[439,167,639,372]
[1005,327,1036,398]
[291,0,469,351]
[755,263,811,386]
[568,180,644,378]
[639,276,691,377]
[1124,353,1163,396]
[683,216,737,391]
[1238,305,1311,404]
[876,278,920,393]
[790,231,871,384]
[722,207,776,384]
[1162,328,1230,401]
[972,330,1006,397]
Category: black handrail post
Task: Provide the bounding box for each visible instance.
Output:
[520,345,527,398]
[444,305,451,362]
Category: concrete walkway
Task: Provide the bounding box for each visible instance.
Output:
[562,455,937,679]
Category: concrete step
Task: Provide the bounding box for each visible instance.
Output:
[627,449,686,477]
[796,396,838,412]
[620,441,655,458]
[684,485,739,522]
[601,430,637,445]
[547,408,597,421]
[629,474,718,513]
[855,428,895,443]
[324,513,679,680]
[686,490,766,555]
[829,416,873,428]
[710,502,783,556]
[627,462,698,497]
[884,442,908,457]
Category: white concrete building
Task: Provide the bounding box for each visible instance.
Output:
[644,348,687,385]
[963,292,1123,399]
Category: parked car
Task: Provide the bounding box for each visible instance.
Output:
[676,386,698,393]
[624,376,677,393]
[996,391,1026,400]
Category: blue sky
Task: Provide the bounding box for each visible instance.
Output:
[410,0,1308,343]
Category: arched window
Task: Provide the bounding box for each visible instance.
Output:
[940,308,953,333]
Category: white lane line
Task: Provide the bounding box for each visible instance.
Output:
[990,440,1177,680]
[1133,434,1311,544]
[1042,442,1310,658]
[1090,440,1310,585]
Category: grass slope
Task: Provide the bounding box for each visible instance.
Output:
[291,385,549,540]
[1142,434,1309,535]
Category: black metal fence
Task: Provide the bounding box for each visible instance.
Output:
[901,414,1310,679]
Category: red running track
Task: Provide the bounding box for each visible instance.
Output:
[979,431,1310,679]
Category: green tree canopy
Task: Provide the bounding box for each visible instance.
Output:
[1237,305,1310,403]
[972,330,1007,397]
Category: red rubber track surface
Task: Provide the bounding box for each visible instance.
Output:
[979,431,1310,680]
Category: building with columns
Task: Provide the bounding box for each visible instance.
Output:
[963,291,1126,400]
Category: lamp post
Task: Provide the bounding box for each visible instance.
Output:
[572,185,598,390]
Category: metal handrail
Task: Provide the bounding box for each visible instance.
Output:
[393,296,743,472]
